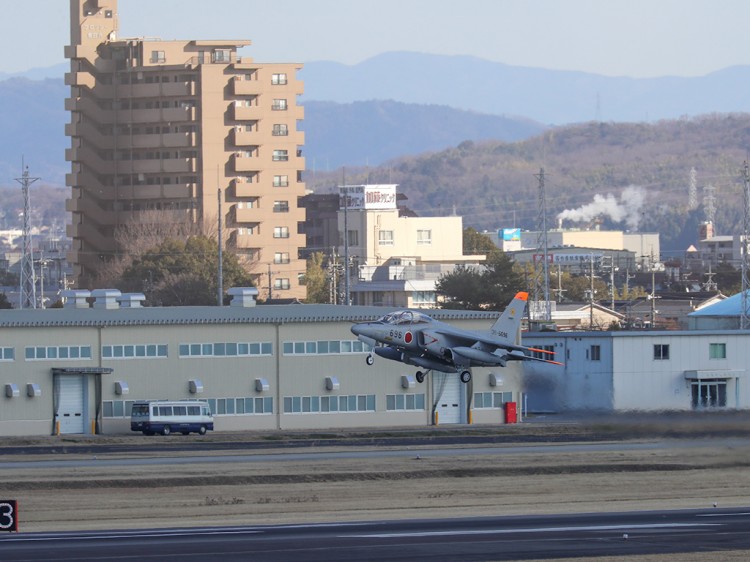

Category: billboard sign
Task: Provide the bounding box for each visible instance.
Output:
[339,185,397,210]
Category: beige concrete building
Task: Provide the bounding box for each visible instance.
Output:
[338,185,485,307]
[65,0,306,298]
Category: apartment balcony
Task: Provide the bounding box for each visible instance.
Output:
[229,231,258,249]
[232,178,258,198]
[233,153,259,173]
[129,132,196,149]
[234,206,260,223]
[231,78,261,96]
[233,128,258,146]
[129,183,194,200]
[127,157,195,174]
[232,104,260,121]
[64,71,95,88]
[125,81,195,98]
[120,106,195,124]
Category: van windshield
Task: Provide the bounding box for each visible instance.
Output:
[131,404,149,418]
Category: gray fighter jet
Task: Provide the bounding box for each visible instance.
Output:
[351,291,562,384]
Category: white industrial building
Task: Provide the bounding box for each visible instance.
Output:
[0,288,522,436]
[523,327,750,413]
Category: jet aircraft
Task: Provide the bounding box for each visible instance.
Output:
[351,291,562,383]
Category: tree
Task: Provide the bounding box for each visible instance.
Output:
[435,250,523,310]
[303,252,329,303]
[117,235,254,306]
[462,227,500,258]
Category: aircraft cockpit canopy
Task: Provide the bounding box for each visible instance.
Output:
[377,310,433,325]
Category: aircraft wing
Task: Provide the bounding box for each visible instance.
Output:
[432,329,562,366]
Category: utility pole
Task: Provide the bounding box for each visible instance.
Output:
[342,168,351,305]
[741,161,750,329]
[16,162,40,309]
[533,168,551,322]
[217,187,223,306]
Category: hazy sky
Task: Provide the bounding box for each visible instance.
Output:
[4,0,749,77]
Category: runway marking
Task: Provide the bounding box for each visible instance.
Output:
[0,528,262,542]
[349,523,720,538]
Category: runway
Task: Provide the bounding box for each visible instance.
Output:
[2,507,749,561]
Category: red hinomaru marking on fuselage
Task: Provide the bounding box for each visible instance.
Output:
[405,332,413,344]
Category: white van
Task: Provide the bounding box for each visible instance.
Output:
[130,400,214,435]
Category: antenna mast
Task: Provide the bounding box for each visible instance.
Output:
[15,161,40,309]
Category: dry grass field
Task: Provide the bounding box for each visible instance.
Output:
[2,413,750,560]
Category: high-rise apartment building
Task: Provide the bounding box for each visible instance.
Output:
[65,0,306,299]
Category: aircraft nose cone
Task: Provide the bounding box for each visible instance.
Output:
[351,324,363,336]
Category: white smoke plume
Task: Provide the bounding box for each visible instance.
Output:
[556,185,646,230]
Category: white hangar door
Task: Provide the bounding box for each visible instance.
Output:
[434,374,464,424]
[57,374,85,434]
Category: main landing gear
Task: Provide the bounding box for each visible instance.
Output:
[416,370,427,383]
[459,370,472,384]
[365,354,374,366]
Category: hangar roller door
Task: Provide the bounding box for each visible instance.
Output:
[57,374,85,434]
[434,374,464,424]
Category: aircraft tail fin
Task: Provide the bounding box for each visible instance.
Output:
[489,291,528,343]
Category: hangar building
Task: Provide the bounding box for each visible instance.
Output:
[0,289,522,436]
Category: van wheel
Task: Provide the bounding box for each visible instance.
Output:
[162,425,171,436]
[198,425,207,435]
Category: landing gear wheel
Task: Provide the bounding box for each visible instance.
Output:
[416,371,425,384]
[366,354,374,366]
[459,370,472,384]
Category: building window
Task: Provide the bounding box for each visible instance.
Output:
[473,391,514,409]
[386,393,426,411]
[273,200,289,213]
[274,252,290,264]
[102,344,168,359]
[416,229,432,245]
[274,278,290,290]
[272,99,288,111]
[378,230,394,246]
[653,344,670,360]
[347,230,359,247]
[589,344,601,361]
[273,226,289,238]
[213,49,231,63]
[272,149,288,161]
[273,175,289,187]
[150,51,165,63]
[272,124,288,136]
[412,291,436,307]
[709,343,727,359]
[25,346,92,361]
[178,341,273,357]
[272,73,288,85]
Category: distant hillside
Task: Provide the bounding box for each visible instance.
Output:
[0,78,68,185]
[301,100,545,170]
[302,52,750,125]
[307,114,750,255]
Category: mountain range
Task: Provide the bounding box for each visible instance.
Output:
[2,51,750,251]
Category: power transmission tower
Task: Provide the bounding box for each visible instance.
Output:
[15,163,40,309]
[741,162,750,329]
[703,184,716,225]
[533,168,551,322]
